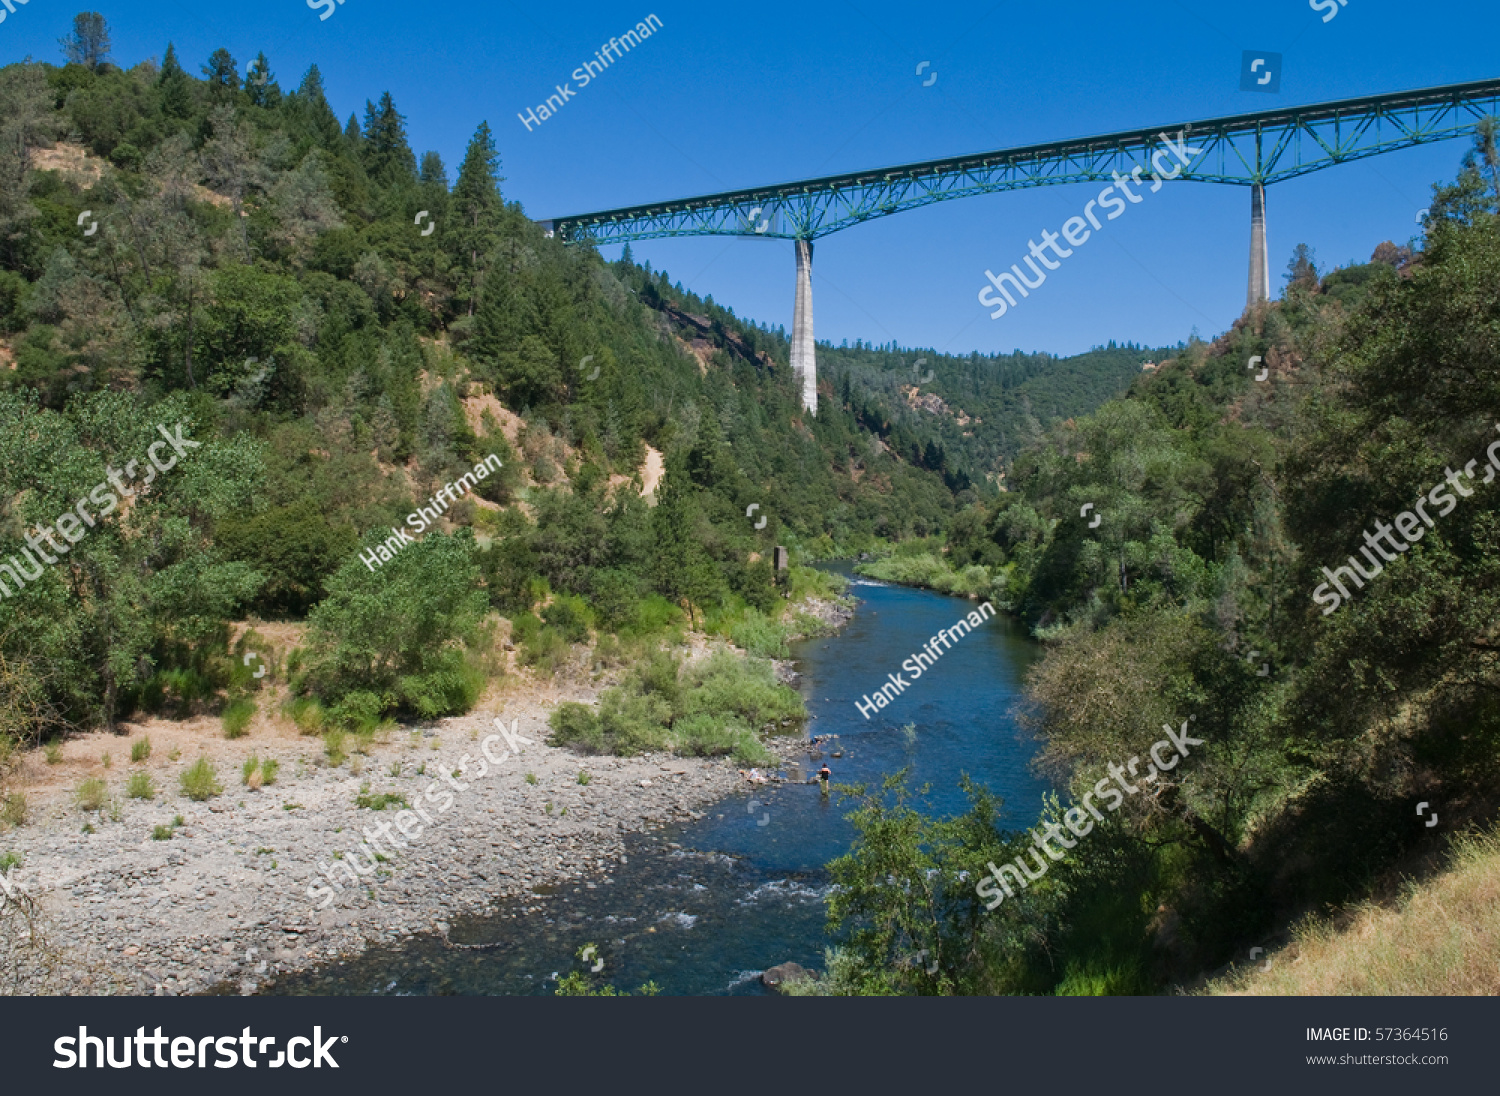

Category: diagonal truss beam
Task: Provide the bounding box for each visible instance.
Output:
[545,78,1500,246]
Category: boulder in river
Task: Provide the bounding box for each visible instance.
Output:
[761,962,813,993]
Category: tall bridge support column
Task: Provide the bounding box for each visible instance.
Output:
[791,238,818,415]
[1247,183,1270,308]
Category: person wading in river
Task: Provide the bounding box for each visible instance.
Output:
[818,763,831,797]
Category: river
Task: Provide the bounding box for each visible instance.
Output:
[265,567,1049,996]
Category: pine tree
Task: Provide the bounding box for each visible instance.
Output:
[650,449,719,627]
[451,121,504,315]
[245,51,281,109]
[158,43,194,120]
[419,151,448,190]
[201,48,240,101]
[1284,243,1319,293]
[291,65,342,148]
[360,92,417,188]
[59,12,111,70]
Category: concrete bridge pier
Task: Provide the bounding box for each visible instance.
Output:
[1247,183,1270,308]
[791,238,818,415]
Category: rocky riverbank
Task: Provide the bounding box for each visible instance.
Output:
[0,587,860,998]
[0,686,746,997]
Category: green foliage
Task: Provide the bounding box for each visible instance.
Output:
[75,778,107,812]
[548,648,803,758]
[179,758,221,801]
[304,530,488,720]
[324,728,348,767]
[510,611,573,676]
[719,607,793,658]
[1,792,28,828]
[125,771,154,800]
[355,782,407,810]
[553,943,660,996]
[857,550,992,599]
[541,594,593,643]
[819,771,1050,995]
[286,696,327,735]
[130,737,151,763]
[842,143,1500,995]
[222,697,255,739]
[0,46,1074,756]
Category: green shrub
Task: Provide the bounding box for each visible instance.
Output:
[0,269,30,334]
[304,531,489,720]
[330,690,384,732]
[355,783,407,810]
[261,758,279,786]
[223,698,256,739]
[591,633,624,669]
[394,662,485,720]
[179,758,222,802]
[1,793,27,828]
[548,650,804,758]
[324,729,348,766]
[577,771,591,785]
[518,625,571,676]
[125,772,155,800]
[728,610,792,658]
[542,594,594,643]
[595,688,674,755]
[76,778,108,812]
[130,737,152,763]
[286,696,327,735]
[678,650,805,732]
[549,703,602,752]
[151,824,174,841]
[673,712,746,757]
[621,594,685,638]
[154,667,216,713]
[43,740,61,765]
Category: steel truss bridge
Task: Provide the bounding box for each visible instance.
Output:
[544,78,1500,413]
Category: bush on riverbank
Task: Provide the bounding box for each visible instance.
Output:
[179,758,221,802]
[548,649,803,762]
[703,567,849,658]
[856,546,993,600]
[298,531,491,722]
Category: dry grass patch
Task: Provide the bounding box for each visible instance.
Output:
[1210,827,1500,996]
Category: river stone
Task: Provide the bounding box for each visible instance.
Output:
[761,962,813,992]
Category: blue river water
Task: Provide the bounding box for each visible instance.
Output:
[266,567,1049,996]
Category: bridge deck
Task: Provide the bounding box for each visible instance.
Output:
[547,77,1500,244]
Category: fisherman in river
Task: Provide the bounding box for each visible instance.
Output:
[817,763,831,797]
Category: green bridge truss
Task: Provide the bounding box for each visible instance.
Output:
[544,77,1500,245]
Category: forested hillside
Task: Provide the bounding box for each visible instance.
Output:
[821,124,1500,996]
[0,28,1144,749]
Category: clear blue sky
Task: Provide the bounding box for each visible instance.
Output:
[5,0,1498,357]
